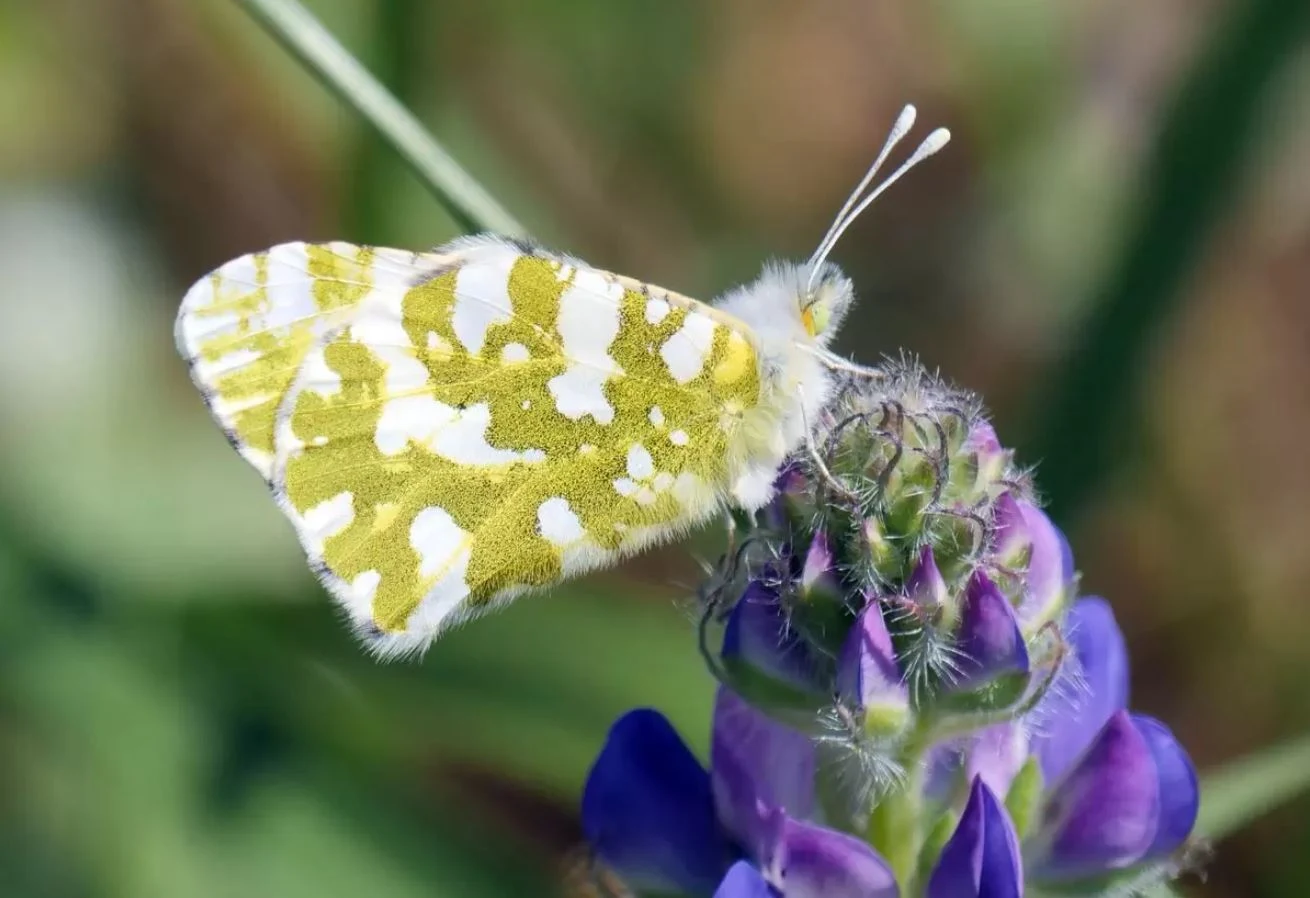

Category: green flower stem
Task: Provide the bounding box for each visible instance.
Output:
[867,722,933,892]
[235,0,527,238]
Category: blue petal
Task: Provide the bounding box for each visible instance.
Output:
[927,777,1023,898]
[715,861,778,898]
[582,709,736,894]
[1135,716,1199,861]
[722,581,825,694]
[1031,598,1129,783]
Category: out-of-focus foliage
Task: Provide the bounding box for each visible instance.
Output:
[0,0,1308,895]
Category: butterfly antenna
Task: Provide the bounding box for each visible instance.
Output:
[807,104,917,288]
[807,110,951,292]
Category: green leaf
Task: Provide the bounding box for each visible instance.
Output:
[235,0,526,238]
[1197,730,1310,840]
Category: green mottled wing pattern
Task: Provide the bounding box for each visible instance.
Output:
[178,236,761,655]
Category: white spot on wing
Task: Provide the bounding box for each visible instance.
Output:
[452,254,516,356]
[343,570,381,619]
[549,268,622,424]
[548,366,613,424]
[433,403,542,466]
[296,344,343,397]
[661,312,716,383]
[376,395,456,455]
[501,342,530,363]
[648,406,665,427]
[670,429,690,446]
[627,443,655,480]
[350,293,428,391]
[538,497,585,546]
[411,506,469,580]
[375,397,544,465]
[300,492,355,553]
[193,347,261,382]
[645,298,670,324]
[405,546,473,635]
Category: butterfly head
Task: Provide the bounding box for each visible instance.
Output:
[799,262,854,345]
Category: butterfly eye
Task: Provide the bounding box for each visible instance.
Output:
[802,300,831,337]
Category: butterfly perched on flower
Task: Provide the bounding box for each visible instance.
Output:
[176,105,948,657]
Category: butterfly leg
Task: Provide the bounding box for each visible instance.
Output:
[797,386,861,504]
[798,344,886,381]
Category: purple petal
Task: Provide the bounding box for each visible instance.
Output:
[907,546,948,609]
[955,573,1029,690]
[716,861,778,898]
[1029,711,1160,882]
[991,494,1029,566]
[967,422,1007,486]
[722,582,824,694]
[923,743,967,805]
[712,687,816,854]
[993,496,1072,625]
[582,709,736,894]
[966,723,1030,799]
[1031,598,1129,783]
[837,603,909,732]
[1135,716,1199,861]
[765,818,899,898]
[926,777,1023,898]
[1018,506,1073,624]
[801,531,842,600]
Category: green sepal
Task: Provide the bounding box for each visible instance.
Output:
[1004,755,1044,839]
[915,808,960,888]
[937,669,1032,715]
[787,588,856,661]
[717,654,830,721]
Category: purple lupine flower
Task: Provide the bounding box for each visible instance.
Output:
[837,602,910,738]
[926,777,1023,898]
[582,688,897,897]
[720,580,827,702]
[992,493,1075,625]
[578,360,1198,897]
[953,572,1030,695]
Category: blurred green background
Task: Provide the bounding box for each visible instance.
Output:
[2,0,1310,895]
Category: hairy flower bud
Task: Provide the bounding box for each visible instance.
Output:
[578,360,1198,897]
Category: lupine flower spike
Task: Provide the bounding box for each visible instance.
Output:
[580,359,1199,897]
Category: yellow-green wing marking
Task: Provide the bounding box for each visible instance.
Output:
[176,241,449,478]
[186,236,762,656]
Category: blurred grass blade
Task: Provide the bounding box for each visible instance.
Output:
[235,0,526,238]
[1024,0,1310,522]
[1196,731,1310,840]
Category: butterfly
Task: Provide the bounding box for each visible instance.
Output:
[176,104,948,657]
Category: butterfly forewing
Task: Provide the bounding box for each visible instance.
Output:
[180,237,761,655]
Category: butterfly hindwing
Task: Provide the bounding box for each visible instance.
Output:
[181,236,761,655]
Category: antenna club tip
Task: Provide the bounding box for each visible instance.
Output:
[925,128,951,152]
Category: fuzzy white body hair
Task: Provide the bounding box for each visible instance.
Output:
[714,261,853,511]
